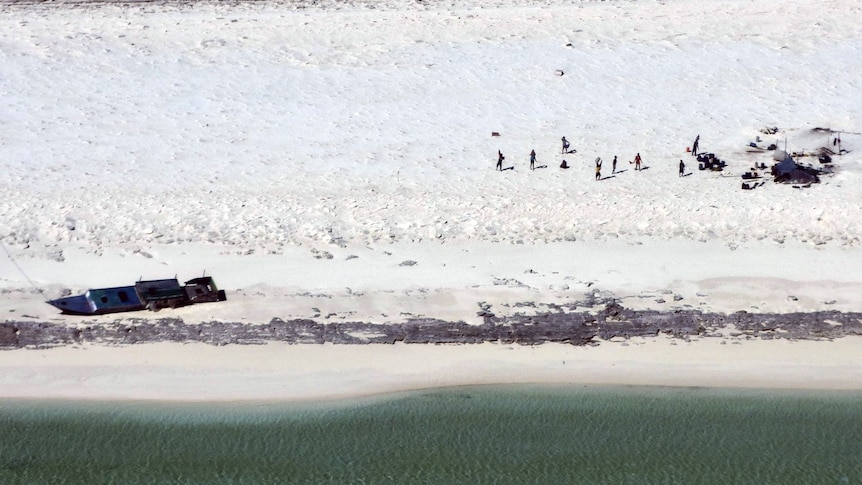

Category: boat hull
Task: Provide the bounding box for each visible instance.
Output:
[47,277,225,316]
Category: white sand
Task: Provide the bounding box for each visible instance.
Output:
[1,0,861,401]
[1,337,861,402]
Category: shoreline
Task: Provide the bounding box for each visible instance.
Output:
[1,337,861,403]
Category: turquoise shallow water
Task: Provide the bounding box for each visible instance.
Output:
[1,385,860,484]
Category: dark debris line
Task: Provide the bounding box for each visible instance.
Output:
[2,302,861,350]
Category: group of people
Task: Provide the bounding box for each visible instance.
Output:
[497,135,696,179]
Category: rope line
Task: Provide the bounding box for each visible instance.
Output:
[1,242,49,302]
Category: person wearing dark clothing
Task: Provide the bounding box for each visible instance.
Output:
[560,160,569,169]
[692,135,700,156]
[595,157,602,180]
[496,150,504,171]
[679,159,685,177]
[530,149,536,170]
[634,153,642,171]
[561,136,570,154]
[612,155,617,174]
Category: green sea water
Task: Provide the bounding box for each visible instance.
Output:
[1,385,860,484]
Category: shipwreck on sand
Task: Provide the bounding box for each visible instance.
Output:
[47,276,227,316]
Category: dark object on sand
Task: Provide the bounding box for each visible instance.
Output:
[696,153,726,171]
[746,140,778,153]
[48,276,227,315]
[771,150,820,185]
[746,142,767,152]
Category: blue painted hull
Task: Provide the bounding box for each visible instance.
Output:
[47,277,226,316]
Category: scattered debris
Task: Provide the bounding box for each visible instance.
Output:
[311,248,334,259]
[741,181,766,190]
[697,153,726,171]
[746,140,778,152]
[812,126,861,136]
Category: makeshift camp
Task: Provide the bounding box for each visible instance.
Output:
[771,150,820,185]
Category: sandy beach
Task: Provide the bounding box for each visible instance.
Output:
[1,337,861,402]
[1,0,861,402]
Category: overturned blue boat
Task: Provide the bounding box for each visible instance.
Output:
[47,276,227,316]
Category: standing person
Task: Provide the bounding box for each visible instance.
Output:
[496,150,504,171]
[692,135,700,156]
[679,159,685,177]
[612,155,618,174]
[561,136,570,154]
[595,157,602,181]
[634,153,642,171]
[530,149,536,170]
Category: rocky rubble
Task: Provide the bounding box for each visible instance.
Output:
[2,302,860,350]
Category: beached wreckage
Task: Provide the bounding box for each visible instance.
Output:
[47,276,227,315]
